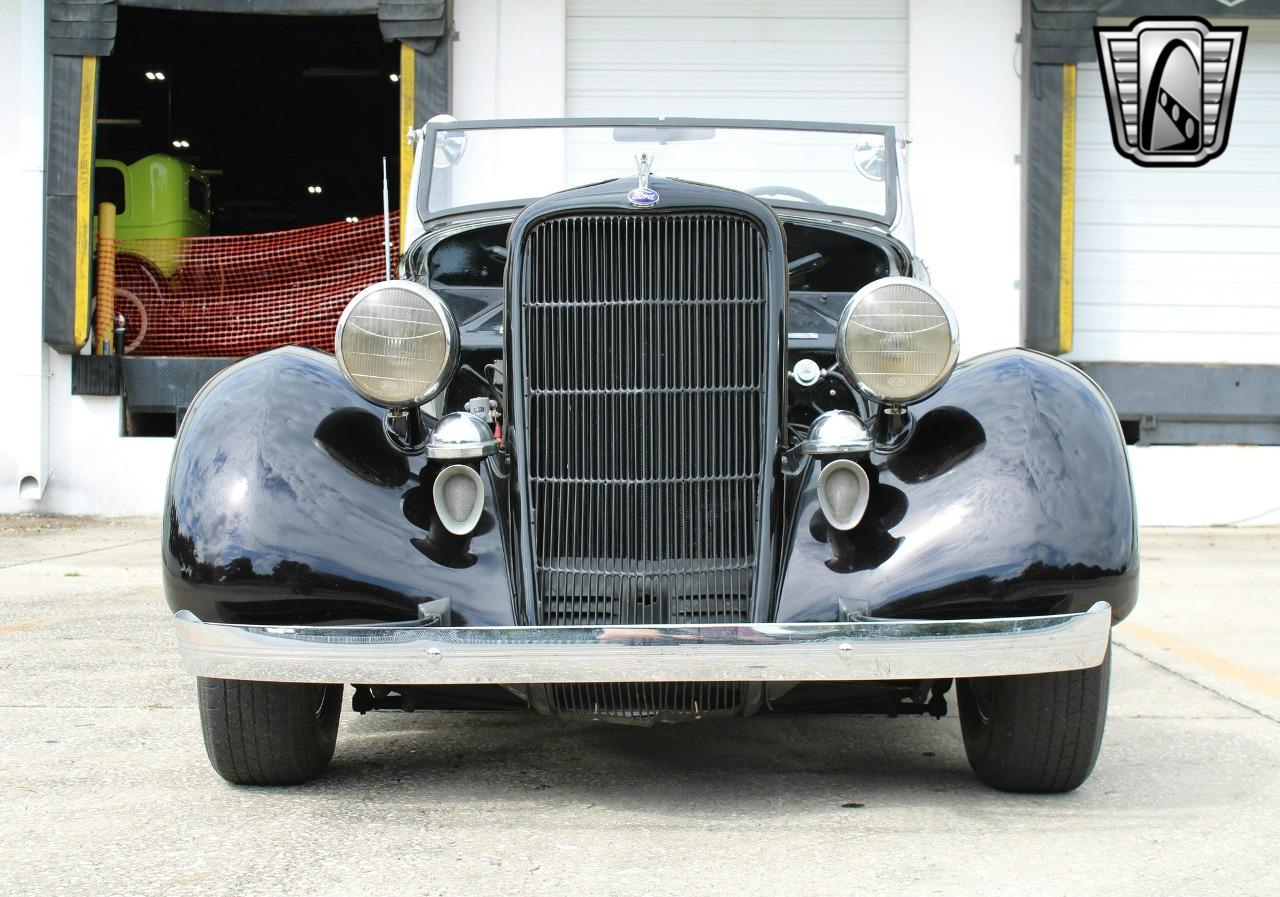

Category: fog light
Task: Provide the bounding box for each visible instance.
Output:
[801,410,873,456]
[817,459,870,531]
[433,464,485,535]
[426,411,497,460]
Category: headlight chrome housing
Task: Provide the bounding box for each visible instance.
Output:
[836,276,958,406]
[335,280,459,408]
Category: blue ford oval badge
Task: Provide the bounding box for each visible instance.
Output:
[627,186,659,208]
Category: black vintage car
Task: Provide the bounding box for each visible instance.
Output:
[164,119,1137,792]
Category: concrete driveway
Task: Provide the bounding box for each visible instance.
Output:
[2,518,1278,896]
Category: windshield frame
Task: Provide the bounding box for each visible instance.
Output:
[415,117,900,228]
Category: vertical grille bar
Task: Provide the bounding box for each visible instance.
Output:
[519,211,768,626]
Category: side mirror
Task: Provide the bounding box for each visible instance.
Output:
[853,136,885,182]
[429,114,467,168]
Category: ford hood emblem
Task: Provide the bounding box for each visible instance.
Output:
[628,153,659,207]
[627,186,660,207]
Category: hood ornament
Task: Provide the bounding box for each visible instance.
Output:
[627,153,660,207]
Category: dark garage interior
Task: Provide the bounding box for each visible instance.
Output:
[95,6,402,234]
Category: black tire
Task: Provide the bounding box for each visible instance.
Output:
[197,678,343,786]
[957,641,1111,793]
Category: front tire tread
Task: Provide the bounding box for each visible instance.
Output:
[958,642,1110,793]
[197,678,342,786]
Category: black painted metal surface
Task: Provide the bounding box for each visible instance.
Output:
[162,346,517,628]
[122,356,237,413]
[71,355,122,397]
[775,349,1139,624]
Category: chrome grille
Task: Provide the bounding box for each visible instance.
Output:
[517,212,769,626]
[549,682,746,721]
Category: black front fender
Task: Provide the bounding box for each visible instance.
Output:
[162,347,518,627]
[775,349,1139,624]
[164,347,1137,631]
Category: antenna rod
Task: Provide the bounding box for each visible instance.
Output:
[381,156,392,280]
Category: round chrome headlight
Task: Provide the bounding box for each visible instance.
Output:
[335,280,459,407]
[836,276,958,405]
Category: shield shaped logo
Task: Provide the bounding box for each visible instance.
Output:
[1094,17,1247,167]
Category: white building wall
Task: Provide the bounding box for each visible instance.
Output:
[907,0,1023,359]
[20,355,177,517]
[0,0,50,509]
[452,0,567,119]
[564,0,909,127]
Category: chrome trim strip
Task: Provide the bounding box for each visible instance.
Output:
[173,602,1111,685]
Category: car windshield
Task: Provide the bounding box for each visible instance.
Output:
[420,119,897,225]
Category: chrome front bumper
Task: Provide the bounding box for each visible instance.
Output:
[172,602,1111,685]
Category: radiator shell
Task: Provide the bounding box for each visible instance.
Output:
[504,177,790,627]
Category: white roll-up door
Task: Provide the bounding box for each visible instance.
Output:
[565,0,909,132]
[1068,21,1280,364]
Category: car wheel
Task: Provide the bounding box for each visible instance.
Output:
[197,678,342,786]
[957,640,1110,793]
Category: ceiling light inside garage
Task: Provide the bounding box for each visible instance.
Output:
[389,73,400,83]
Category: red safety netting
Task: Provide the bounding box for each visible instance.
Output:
[112,213,400,357]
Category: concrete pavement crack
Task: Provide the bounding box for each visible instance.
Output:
[0,538,154,570]
[1113,640,1280,726]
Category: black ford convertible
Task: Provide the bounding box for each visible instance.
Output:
[164,118,1137,792]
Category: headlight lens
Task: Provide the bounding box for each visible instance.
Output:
[836,276,958,405]
[335,280,458,407]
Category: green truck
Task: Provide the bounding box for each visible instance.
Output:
[94,153,212,277]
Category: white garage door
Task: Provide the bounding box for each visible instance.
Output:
[1068,21,1280,364]
[565,0,908,132]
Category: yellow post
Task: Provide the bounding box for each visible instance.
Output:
[1058,63,1077,355]
[94,201,117,355]
[74,56,99,348]
[399,42,416,250]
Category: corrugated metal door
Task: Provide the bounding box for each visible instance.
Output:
[565,0,909,131]
[1068,21,1280,364]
